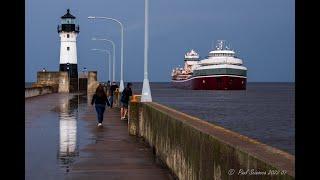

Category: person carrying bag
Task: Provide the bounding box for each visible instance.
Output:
[120,82,133,120]
[91,84,110,127]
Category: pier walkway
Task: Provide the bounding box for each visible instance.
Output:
[66,105,172,180]
[25,93,172,180]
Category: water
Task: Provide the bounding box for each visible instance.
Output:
[25,82,294,155]
[131,82,295,155]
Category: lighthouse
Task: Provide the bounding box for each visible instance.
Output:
[57,9,79,92]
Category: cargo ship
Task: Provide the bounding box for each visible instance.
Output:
[171,40,247,90]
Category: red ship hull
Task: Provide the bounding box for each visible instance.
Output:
[171,75,246,90]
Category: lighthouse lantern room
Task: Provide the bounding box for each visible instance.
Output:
[57,9,80,92]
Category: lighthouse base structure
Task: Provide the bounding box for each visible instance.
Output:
[33,70,100,94]
[59,64,78,92]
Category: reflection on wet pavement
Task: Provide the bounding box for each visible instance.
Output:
[25,93,89,180]
[57,95,79,172]
[26,93,172,180]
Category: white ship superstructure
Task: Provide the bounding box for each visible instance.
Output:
[171,49,200,80]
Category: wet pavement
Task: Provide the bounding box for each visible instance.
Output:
[25,93,172,180]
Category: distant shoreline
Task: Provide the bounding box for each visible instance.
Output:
[25,81,295,83]
[25,81,294,88]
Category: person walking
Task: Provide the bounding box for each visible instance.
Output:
[114,88,120,107]
[91,84,109,127]
[102,83,107,93]
[106,80,111,96]
[109,82,119,108]
[120,82,133,120]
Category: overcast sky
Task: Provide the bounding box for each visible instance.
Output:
[25,0,294,82]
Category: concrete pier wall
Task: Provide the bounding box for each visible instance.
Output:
[35,72,60,91]
[33,71,96,93]
[128,101,295,180]
[87,71,98,93]
[25,86,54,98]
[36,72,60,85]
[58,72,69,93]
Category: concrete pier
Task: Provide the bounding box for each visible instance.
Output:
[25,86,55,98]
[65,104,172,179]
[25,93,173,180]
[128,101,295,180]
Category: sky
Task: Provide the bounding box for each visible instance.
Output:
[25,0,295,82]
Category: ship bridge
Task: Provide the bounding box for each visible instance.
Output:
[184,49,200,61]
[200,40,243,66]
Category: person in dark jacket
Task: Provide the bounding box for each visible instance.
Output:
[120,82,133,120]
[91,84,109,127]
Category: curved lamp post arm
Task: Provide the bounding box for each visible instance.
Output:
[92,38,116,82]
[88,16,124,92]
[88,17,123,28]
[91,49,111,82]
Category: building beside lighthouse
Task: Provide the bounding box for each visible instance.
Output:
[57,9,80,92]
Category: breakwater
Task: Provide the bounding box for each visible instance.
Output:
[129,100,294,179]
[25,86,55,98]
[25,70,99,98]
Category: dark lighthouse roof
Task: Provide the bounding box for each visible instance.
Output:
[58,8,79,33]
[61,9,75,19]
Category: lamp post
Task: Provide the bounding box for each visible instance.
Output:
[92,38,116,82]
[141,0,152,102]
[88,16,124,92]
[91,49,111,82]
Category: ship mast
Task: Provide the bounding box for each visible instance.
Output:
[216,40,226,50]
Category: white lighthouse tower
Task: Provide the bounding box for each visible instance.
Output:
[57,9,80,92]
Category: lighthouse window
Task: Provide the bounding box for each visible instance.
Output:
[67,34,70,38]
[67,47,70,51]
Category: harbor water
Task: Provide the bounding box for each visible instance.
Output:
[133,82,295,155]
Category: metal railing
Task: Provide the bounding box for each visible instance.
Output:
[57,25,80,33]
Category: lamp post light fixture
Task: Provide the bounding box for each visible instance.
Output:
[91,48,111,82]
[141,0,152,102]
[92,37,116,82]
[88,16,124,92]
